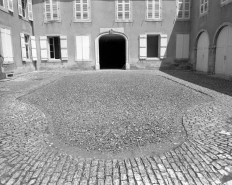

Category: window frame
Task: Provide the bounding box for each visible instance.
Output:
[21,0,27,19]
[47,36,61,60]
[115,0,133,23]
[176,0,191,20]
[44,0,61,23]
[145,0,162,22]
[24,34,31,60]
[73,0,91,22]
[199,0,208,16]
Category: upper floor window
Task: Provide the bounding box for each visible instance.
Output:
[44,0,60,22]
[221,0,232,5]
[146,0,162,21]
[116,0,132,22]
[0,0,5,8]
[18,0,33,20]
[177,0,190,20]
[0,0,13,12]
[200,0,208,15]
[74,0,91,22]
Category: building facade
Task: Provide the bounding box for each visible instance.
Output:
[0,0,232,78]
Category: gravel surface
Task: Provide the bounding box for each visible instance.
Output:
[19,71,212,154]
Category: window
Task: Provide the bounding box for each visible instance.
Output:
[18,0,33,20]
[45,0,60,21]
[200,0,208,15]
[21,0,27,18]
[24,35,30,59]
[48,37,60,59]
[139,34,167,59]
[146,0,161,20]
[40,36,68,61]
[74,0,91,22]
[20,33,32,61]
[0,0,5,8]
[116,0,132,22]
[176,34,189,59]
[0,28,13,63]
[221,0,232,5]
[177,0,190,19]
[76,35,90,61]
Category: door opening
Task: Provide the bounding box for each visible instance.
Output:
[99,34,126,69]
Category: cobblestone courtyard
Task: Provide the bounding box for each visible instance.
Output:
[0,70,232,185]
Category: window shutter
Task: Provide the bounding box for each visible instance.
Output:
[40,36,48,60]
[182,34,189,58]
[160,34,168,58]
[60,36,68,61]
[154,0,161,19]
[75,0,81,20]
[52,0,60,20]
[20,33,27,61]
[6,30,13,63]
[28,0,33,21]
[176,34,183,59]
[76,36,83,60]
[0,28,8,63]
[147,0,153,19]
[117,0,123,20]
[18,0,22,16]
[82,36,89,60]
[124,0,131,20]
[139,34,147,59]
[30,36,37,61]
[7,0,13,12]
[1,29,13,63]
[45,0,52,21]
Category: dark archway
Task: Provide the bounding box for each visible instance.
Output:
[99,34,126,69]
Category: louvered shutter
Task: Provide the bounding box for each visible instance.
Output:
[52,0,60,20]
[124,0,131,20]
[20,33,27,61]
[45,0,52,21]
[154,0,160,19]
[18,0,22,16]
[176,34,183,59]
[76,36,83,60]
[182,34,189,58]
[30,36,37,61]
[147,0,153,19]
[75,0,81,20]
[117,0,123,20]
[6,30,13,63]
[1,29,13,63]
[160,34,168,58]
[40,36,48,60]
[0,29,8,63]
[28,0,33,21]
[82,36,89,60]
[139,35,147,59]
[7,0,13,12]
[60,36,68,60]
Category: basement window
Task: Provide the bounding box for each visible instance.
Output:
[147,35,159,58]
[48,37,61,59]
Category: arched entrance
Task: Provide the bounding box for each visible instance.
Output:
[99,34,126,69]
[95,31,129,70]
[215,25,232,76]
[196,31,210,72]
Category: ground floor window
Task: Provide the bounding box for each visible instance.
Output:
[147,35,159,58]
[139,33,167,59]
[24,35,30,59]
[176,34,189,59]
[48,37,61,59]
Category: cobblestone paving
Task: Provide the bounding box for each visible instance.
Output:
[0,70,232,185]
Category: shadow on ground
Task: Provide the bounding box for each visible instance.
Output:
[161,70,232,97]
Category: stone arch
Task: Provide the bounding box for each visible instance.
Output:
[95,31,129,70]
[211,22,232,74]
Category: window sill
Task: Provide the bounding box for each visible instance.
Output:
[44,20,61,24]
[24,59,32,62]
[145,19,162,22]
[221,0,232,7]
[176,18,190,21]
[73,20,92,23]
[0,6,9,13]
[146,58,161,61]
[199,12,208,17]
[48,59,61,63]
[20,16,30,22]
[115,20,133,23]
